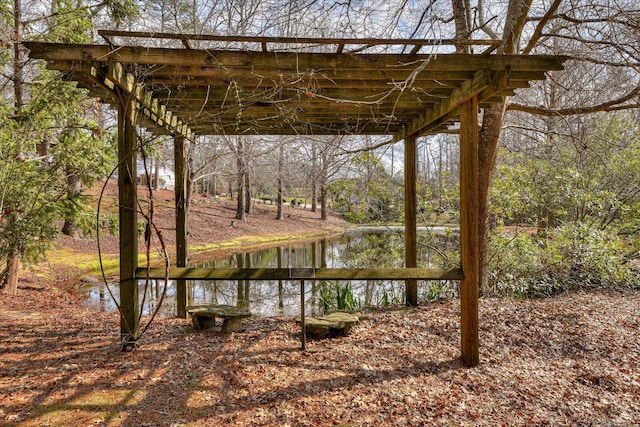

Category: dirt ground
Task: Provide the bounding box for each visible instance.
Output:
[1,185,640,426]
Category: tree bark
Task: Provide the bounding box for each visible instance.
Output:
[6,0,23,292]
[234,137,246,220]
[244,168,253,214]
[320,151,328,220]
[276,143,284,219]
[13,0,23,114]
[320,181,328,221]
[311,142,318,213]
[154,159,160,190]
[62,168,82,237]
[5,252,20,295]
[477,103,505,292]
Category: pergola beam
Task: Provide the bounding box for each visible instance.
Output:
[135,267,465,281]
[88,62,196,141]
[392,69,511,143]
[98,29,501,49]
[47,59,547,84]
[26,42,564,72]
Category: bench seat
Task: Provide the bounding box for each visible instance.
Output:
[297,311,360,339]
[187,304,252,332]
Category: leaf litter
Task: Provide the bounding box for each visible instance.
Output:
[2,284,639,426]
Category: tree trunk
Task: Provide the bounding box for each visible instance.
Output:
[276,176,284,220]
[311,185,317,213]
[244,169,252,214]
[320,151,328,220]
[236,253,245,306]
[6,0,23,295]
[5,252,20,295]
[13,0,23,115]
[320,181,328,220]
[154,160,160,190]
[235,172,245,220]
[62,169,82,237]
[277,143,284,219]
[183,153,195,236]
[477,103,505,292]
[311,142,318,212]
[235,138,246,220]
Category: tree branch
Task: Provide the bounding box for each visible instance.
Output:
[555,12,639,29]
[507,83,640,116]
[522,0,562,54]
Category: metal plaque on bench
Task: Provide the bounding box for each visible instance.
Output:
[289,268,315,279]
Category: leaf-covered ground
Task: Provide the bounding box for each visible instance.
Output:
[2,185,639,425]
[2,284,639,426]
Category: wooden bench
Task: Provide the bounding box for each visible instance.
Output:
[297,311,360,339]
[187,304,252,332]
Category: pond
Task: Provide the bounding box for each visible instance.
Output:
[81,226,459,317]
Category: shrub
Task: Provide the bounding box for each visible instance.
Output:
[487,223,639,297]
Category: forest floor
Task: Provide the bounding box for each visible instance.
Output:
[1,182,640,426]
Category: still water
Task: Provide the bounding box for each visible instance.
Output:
[82,227,459,317]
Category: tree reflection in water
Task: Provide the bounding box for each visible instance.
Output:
[83,228,459,316]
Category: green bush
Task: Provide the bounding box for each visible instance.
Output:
[488,223,639,297]
[551,223,637,289]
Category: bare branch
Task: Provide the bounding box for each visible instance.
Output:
[522,0,562,54]
[507,83,640,116]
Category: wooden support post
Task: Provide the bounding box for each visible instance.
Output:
[300,280,306,350]
[174,135,189,318]
[118,92,139,347]
[459,97,480,367]
[404,133,418,306]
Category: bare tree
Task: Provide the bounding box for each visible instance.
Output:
[445,0,640,290]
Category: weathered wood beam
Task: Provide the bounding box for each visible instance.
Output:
[167,100,439,116]
[118,90,139,347]
[404,133,418,306]
[135,267,464,281]
[153,85,466,99]
[174,135,188,318]
[145,67,479,82]
[176,109,412,124]
[105,62,195,141]
[98,29,501,48]
[86,62,196,141]
[25,43,566,72]
[392,69,511,143]
[147,76,509,90]
[187,122,405,135]
[145,67,545,85]
[459,96,480,367]
[168,106,425,122]
[44,58,548,83]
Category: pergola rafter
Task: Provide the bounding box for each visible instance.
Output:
[24,32,567,367]
[26,40,563,138]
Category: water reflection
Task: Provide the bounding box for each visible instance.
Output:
[82,227,459,316]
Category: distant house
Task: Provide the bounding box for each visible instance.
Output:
[137,160,175,191]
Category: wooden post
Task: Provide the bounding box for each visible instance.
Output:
[118,92,139,347]
[459,96,480,367]
[174,135,189,318]
[405,133,418,306]
[300,280,306,350]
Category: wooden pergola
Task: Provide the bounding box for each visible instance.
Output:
[25,31,566,367]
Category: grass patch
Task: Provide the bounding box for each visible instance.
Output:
[28,388,146,426]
